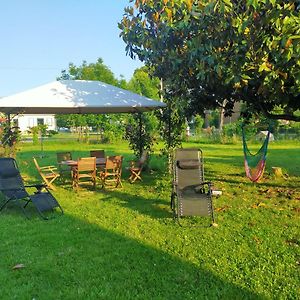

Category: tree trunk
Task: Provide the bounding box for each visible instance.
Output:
[219,100,227,131]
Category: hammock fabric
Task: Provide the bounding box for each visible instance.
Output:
[242,128,270,182]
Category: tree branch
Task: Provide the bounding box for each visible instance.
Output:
[264,112,300,122]
[256,102,300,122]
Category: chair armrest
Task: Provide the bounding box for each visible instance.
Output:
[180,182,212,194]
[40,166,57,171]
[25,184,46,190]
[201,181,212,186]
[195,182,212,189]
[0,187,26,191]
[184,182,211,188]
[32,184,47,193]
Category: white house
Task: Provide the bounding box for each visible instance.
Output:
[13,114,57,132]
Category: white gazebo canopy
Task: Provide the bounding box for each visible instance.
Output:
[0,80,165,115]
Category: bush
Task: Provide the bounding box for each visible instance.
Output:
[47,130,58,137]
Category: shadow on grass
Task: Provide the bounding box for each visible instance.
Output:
[98,186,171,220]
[217,175,300,190]
[0,209,263,299]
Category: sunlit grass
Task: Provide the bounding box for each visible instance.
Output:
[0,139,299,299]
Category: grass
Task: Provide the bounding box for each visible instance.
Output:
[0,139,299,299]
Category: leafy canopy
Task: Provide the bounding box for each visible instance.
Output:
[119,0,300,121]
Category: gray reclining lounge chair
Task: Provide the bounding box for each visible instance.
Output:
[171,148,215,226]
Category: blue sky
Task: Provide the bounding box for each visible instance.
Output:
[0,0,142,96]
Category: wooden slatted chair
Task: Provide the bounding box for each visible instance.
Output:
[90,150,105,158]
[128,150,148,183]
[33,157,60,191]
[100,155,123,188]
[90,149,106,173]
[56,152,73,180]
[72,157,96,190]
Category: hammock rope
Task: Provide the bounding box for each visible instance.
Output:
[242,127,271,182]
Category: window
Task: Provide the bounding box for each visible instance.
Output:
[37,118,44,125]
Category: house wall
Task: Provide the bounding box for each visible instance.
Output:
[204,102,241,128]
[223,102,241,125]
[13,114,57,132]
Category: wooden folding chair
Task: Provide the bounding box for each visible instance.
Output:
[128,150,148,183]
[90,149,106,173]
[33,157,60,191]
[100,155,123,188]
[56,152,73,180]
[72,157,96,190]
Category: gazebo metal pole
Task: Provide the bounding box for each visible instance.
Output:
[138,112,143,157]
[168,104,172,174]
[40,130,44,153]
[5,113,12,157]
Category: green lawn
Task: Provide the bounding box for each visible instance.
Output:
[0,139,299,299]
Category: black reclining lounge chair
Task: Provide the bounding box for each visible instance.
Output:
[0,157,63,219]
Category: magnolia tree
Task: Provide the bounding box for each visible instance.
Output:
[119,0,300,122]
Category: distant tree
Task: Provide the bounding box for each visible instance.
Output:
[58,58,118,86]
[56,58,127,142]
[127,66,160,100]
[118,75,128,90]
[194,114,204,136]
[56,114,69,129]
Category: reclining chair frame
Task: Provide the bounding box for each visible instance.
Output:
[0,158,63,220]
[171,148,215,227]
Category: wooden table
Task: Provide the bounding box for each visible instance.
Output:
[59,158,106,186]
[59,158,106,168]
[59,158,106,189]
